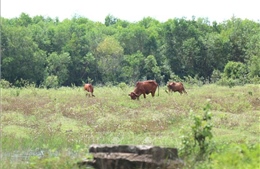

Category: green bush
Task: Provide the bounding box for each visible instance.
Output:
[0,79,11,88]
[216,77,240,87]
[14,78,35,88]
[210,69,222,83]
[248,76,260,84]
[184,75,204,86]
[180,103,214,162]
[117,82,128,90]
[43,75,59,89]
[247,55,260,78]
[209,143,260,169]
[223,61,247,80]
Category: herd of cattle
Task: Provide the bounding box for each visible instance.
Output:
[84,80,187,100]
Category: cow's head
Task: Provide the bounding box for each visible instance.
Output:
[128,92,138,100]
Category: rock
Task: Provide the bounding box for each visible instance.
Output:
[77,144,184,169]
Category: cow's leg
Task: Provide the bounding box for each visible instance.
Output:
[143,93,146,98]
[151,92,155,97]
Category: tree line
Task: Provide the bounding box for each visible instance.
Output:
[1,13,259,87]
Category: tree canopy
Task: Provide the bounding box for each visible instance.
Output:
[1,13,259,87]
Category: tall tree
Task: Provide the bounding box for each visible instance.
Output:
[143,55,161,81]
[63,18,92,85]
[96,36,124,83]
[121,51,145,84]
[45,52,71,85]
[1,25,46,84]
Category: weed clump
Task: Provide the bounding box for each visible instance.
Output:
[179,103,214,166]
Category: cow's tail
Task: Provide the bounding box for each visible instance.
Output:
[157,85,159,96]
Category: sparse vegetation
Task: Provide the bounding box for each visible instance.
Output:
[1,84,259,168]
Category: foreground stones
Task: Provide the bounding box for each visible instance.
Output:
[77,144,184,169]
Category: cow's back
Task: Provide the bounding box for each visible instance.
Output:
[145,80,158,90]
[84,84,94,93]
[136,80,157,92]
[167,82,186,94]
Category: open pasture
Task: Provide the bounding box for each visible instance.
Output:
[1,84,259,168]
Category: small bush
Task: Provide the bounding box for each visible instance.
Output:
[43,75,59,89]
[209,143,260,169]
[248,76,260,84]
[0,79,12,88]
[223,61,247,80]
[180,103,214,164]
[117,82,127,90]
[210,69,221,83]
[14,78,35,88]
[184,75,204,86]
[216,77,240,87]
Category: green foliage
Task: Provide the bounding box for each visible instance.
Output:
[184,75,204,86]
[168,72,183,82]
[14,78,36,88]
[249,76,260,84]
[117,82,128,90]
[216,77,237,87]
[1,14,260,86]
[121,51,145,83]
[105,14,118,26]
[29,154,76,169]
[247,55,260,79]
[180,103,214,162]
[223,61,247,80]
[215,61,249,86]
[43,75,59,89]
[209,144,260,169]
[192,104,213,153]
[45,52,71,85]
[0,79,12,88]
[143,55,161,80]
[210,69,222,83]
[96,36,124,83]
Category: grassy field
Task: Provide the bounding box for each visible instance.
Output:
[1,84,260,168]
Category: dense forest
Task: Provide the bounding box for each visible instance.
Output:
[1,13,260,87]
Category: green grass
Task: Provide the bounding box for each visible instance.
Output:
[1,84,259,168]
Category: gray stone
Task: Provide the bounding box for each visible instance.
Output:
[77,144,184,169]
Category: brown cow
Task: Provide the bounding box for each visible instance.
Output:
[84,83,95,97]
[167,82,187,94]
[128,80,159,100]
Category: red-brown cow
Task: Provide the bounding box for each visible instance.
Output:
[84,83,95,97]
[167,82,187,94]
[128,80,159,100]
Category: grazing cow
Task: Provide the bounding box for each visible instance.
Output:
[128,80,159,100]
[167,82,187,94]
[84,83,95,97]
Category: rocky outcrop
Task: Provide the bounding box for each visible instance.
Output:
[77,144,184,169]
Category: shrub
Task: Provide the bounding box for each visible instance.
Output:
[209,143,260,169]
[0,79,11,88]
[14,78,35,88]
[43,75,59,89]
[180,103,214,162]
[216,77,240,87]
[210,69,221,83]
[247,55,260,78]
[117,82,127,90]
[184,75,204,86]
[168,72,183,83]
